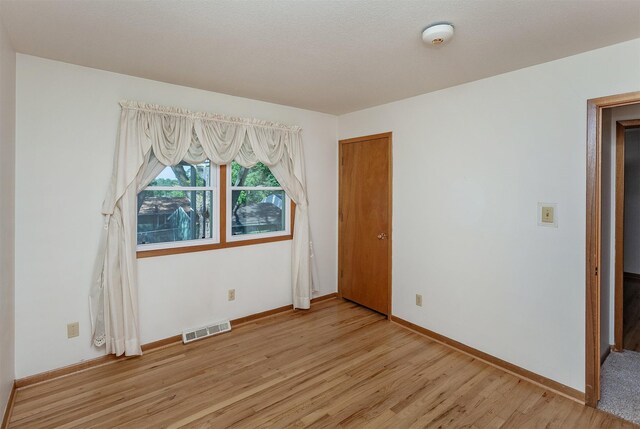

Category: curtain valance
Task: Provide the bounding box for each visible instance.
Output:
[90,101,314,357]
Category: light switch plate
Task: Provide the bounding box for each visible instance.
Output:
[416,294,423,307]
[537,203,558,228]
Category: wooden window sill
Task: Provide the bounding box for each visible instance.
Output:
[137,234,293,258]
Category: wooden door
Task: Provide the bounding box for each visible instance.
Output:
[339,132,392,315]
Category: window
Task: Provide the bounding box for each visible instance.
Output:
[227,161,290,241]
[136,160,293,257]
[137,160,218,250]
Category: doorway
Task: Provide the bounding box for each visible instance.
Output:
[595,116,640,423]
[585,91,640,408]
[614,120,640,352]
[338,132,392,316]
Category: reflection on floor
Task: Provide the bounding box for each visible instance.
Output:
[624,275,640,351]
[599,350,640,425]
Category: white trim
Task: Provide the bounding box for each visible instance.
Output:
[138,237,219,251]
[226,229,290,243]
[229,186,283,191]
[144,186,214,192]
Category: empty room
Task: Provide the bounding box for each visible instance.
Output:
[1,1,640,428]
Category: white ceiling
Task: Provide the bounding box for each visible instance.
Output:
[2,0,639,115]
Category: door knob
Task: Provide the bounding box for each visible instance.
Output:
[377,232,388,240]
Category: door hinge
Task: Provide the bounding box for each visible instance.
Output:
[341,156,344,166]
[339,212,343,222]
[595,266,599,276]
[340,269,343,278]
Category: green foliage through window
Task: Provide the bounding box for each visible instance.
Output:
[230,161,286,236]
[231,162,280,187]
[231,162,281,207]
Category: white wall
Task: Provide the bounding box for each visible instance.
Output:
[15,55,338,378]
[0,9,15,417]
[624,128,640,274]
[338,38,640,392]
[600,103,640,357]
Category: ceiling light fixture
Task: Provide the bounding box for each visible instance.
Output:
[422,23,454,46]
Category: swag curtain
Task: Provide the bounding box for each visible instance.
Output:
[89,101,314,356]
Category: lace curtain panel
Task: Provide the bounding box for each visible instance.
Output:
[89,101,314,356]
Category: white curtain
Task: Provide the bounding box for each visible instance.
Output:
[90,101,314,355]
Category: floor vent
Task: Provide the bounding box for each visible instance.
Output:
[182,320,231,344]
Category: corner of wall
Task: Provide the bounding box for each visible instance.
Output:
[0,6,16,419]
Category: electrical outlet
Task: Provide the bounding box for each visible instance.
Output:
[228,289,236,301]
[416,294,423,307]
[67,322,79,338]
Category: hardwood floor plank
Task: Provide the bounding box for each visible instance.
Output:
[7,298,637,428]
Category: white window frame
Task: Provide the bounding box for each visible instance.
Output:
[226,165,291,243]
[137,163,220,251]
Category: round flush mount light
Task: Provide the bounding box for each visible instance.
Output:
[422,23,454,46]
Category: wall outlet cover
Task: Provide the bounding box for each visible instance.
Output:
[67,322,79,338]
[416,294,423,307]
[228,289,236,301]
[537,202,558,228]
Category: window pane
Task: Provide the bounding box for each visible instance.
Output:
[148,160,212,187]
[231,161,280,187]
[137,190,214,245]
[230,190,286,236]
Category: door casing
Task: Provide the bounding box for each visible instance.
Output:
[585,91,640,408]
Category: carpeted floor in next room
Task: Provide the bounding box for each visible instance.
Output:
[599,349,640,425]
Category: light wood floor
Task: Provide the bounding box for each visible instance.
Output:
[8,299,635,428]
[624,276,640,352]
